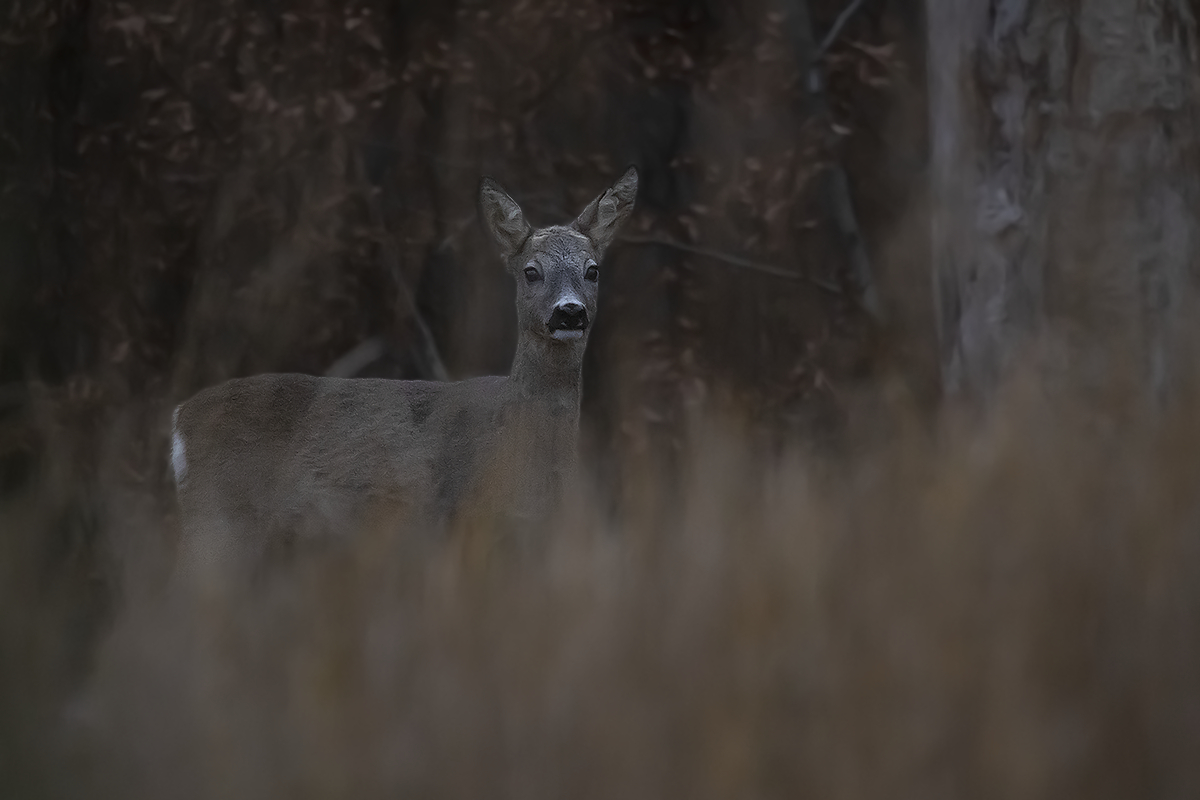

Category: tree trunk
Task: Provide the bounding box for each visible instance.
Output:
[928,0,1200,398]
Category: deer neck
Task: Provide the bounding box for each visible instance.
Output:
[493,333,584,517]
[507,332,585,416]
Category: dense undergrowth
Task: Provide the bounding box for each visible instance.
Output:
[4,369,1199,799]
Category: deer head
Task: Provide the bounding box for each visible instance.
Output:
[479,166,639,351]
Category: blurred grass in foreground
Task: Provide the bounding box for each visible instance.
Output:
[3,370,1200,800]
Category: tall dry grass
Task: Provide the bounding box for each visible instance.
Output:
[3,367,1200,800]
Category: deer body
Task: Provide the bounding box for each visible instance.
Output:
[172,168,638,579]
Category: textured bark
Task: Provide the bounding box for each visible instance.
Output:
[928,0,1200,397]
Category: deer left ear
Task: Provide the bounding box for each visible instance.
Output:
[572,166,638,260]
[480,177,533,261]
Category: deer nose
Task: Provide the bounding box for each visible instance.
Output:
[548,301,589,335]
[554,303,587,327]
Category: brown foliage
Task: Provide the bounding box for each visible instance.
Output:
[5,377,1200,798]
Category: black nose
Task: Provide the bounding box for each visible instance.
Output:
[548,303,588,331]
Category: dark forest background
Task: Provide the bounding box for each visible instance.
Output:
[4,0,1200,798]
[0,0,929,467]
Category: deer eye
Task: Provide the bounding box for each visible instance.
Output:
[523,266,542,283]
[584,264,599,282]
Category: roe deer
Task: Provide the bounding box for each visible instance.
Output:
[172,167,638,582]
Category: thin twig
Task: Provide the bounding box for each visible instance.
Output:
[782,0,884,320]
[521,198,845,294]
[326,336,387,379]
[619,234,843,294]
[814,0,872,61]
[350,151,450,382]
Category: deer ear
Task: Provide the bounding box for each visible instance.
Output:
[572,166,638,259]
[479,177,532,260]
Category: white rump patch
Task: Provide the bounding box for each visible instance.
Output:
[171,407,187,484]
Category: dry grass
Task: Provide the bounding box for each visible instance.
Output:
[3,366,1199,800]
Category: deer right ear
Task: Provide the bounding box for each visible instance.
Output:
[571,166,638,259]
[479,178,532,261]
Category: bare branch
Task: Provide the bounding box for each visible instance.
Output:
[619,235,843,294]
[325,337,387,379]
[814,0,872,61]
[350,150,450,382]
[781,0,884,321]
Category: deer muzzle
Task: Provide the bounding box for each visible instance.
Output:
[548,301,588,341]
